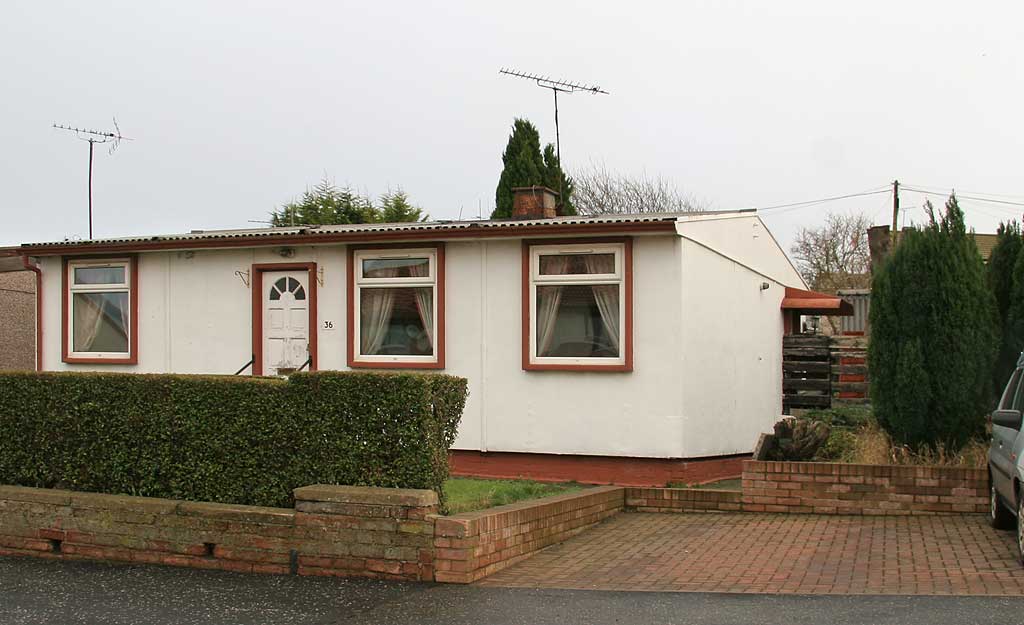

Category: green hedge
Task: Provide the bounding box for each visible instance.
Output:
[0,371,467,510]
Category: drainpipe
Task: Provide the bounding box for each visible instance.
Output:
[20,255,42,372]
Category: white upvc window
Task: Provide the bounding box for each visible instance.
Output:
[66,259,133,359]
[527,242,627,368]
[352,247,440,365]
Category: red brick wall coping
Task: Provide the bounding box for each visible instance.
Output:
[0,484,438,581]
[433,485,624,583]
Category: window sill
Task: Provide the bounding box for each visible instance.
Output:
[348,359,444,370]
[523,362,632,372]
[63,356,137,365]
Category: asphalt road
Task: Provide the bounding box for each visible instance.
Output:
[4,556,1024,625]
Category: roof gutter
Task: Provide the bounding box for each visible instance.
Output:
[20,254,42,372]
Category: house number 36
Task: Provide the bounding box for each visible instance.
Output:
[322,320,335,331]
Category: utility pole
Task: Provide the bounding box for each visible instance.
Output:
[498,68,609,209]
[53,120,131,239]
[890,179,900,248]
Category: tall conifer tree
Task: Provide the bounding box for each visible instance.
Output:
[868,194,998,449]
[492,118,574,218]
[988,221,1023,388]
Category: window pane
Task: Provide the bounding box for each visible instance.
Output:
[362,257,430,279]
[74,266,125,285]
[1002,370,1023,410]
[536,284,619,358]
[73,292,129,353]
[539,253,615,275]
[360,287,433,356]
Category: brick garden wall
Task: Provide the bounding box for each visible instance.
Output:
[433,486,624,583]
[621,461,988,516]
[625,487,741,513]
[741,461,988,515]
[0,484,437,581]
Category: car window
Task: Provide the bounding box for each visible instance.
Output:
[1013,375,1024,412]
[1001,369,1023,410]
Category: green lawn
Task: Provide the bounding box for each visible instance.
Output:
[444,478,584,515]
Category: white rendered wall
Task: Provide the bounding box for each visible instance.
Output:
[35,222,792,459]
[677,237,786,457]
[676,214,806,289]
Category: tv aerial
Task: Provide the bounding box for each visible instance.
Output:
[499,68,609,203]
[53,119,132,239]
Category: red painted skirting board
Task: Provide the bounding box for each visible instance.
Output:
[448,450,747,487]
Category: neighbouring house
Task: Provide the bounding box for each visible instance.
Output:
[12,187,849,485]
[0,248,37,372]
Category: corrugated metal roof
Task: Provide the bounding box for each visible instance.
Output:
[21,210,753,250]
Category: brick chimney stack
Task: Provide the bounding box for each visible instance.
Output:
[511,186,559,220]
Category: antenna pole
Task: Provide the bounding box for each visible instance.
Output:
[499,68,608,212]
[53,120,132,239]
[88,140,94,239]
[553,88,562,201]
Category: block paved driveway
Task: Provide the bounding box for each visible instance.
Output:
[477,512,1024,595]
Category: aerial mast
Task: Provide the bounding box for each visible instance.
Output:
[53,119,131,239]
[498,68,609,207]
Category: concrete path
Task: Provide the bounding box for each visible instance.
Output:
[3,556,1024,625]
[478,512,1024,595]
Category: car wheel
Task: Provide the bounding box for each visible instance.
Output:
[1017,495,1024,566]
[991,483,1015,530]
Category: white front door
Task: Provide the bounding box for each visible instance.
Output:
[263,271,309,376]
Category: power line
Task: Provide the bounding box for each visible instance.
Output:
[902,185,1024,208]
[900,187,1024,220]
[755,188,891,213]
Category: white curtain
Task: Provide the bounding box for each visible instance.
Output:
[116,294,130,344]
[360,268,398,355]
[536,256,569,356]
[73,294,105,351]
[584,255,620,351]
[408,262,434,346]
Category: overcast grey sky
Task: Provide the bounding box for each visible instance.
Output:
[2,1,1022,249]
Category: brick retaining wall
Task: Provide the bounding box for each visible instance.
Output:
[0,484,437,581]
[433,485,624,583]
[741,460,988,515]
[622,462,988,516]
[625,487,741,513]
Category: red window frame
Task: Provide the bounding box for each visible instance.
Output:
[346,242,446,370]
[521,237,634,372]
[61,255,140,365]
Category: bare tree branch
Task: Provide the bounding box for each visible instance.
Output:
[571,162,706,215]
[790,211,872,332]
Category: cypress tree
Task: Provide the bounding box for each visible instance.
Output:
[868,194,998,449]
[492,118,574,218]
[1002,249,1024,379]
[988,221,1023,388]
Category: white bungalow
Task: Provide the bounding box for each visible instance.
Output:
[13,187,846,485]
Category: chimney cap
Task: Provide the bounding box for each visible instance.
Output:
[510,185,560,196]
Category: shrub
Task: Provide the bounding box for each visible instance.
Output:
[868,194,998,449]
[0,371,467,510]
[802,405,871,429]
[815,428,859,462]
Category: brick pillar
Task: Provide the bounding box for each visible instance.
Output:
[292,485,438,581]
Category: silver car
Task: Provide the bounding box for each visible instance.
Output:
[990,355,1024,562]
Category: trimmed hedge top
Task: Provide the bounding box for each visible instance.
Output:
[0,371,467,510]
